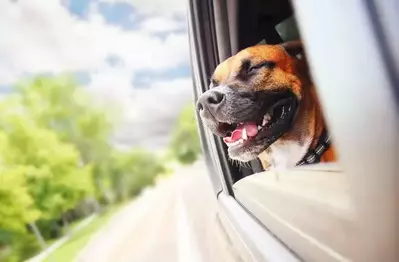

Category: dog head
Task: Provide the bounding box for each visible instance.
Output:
[196,41,310,162]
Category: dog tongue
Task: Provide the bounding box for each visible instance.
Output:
[223,122,258,143]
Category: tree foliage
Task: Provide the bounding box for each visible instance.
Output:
[0,102,94,221]
[0,102,93,261]
[15,76,115,164]
[0,165,39,234]
[0,75,167,262]
[102,149,166,202]
[169,104,201,164]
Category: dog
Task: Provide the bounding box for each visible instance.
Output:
[196,41,336,169]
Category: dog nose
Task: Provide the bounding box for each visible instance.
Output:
[196,89,225,113]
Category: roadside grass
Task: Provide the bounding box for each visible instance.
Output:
[43,203,125,262]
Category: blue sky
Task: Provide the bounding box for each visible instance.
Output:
[132,65,191,88]
[65,0,94,18]
[66,0,187,35]
[67,0,142,29]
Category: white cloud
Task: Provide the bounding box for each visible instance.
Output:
[111,77,194,150]
[86,66,133,109]
[99,0,187,17]
[129,78,193,116]
[139,16,184,33]
[0,0,190,85]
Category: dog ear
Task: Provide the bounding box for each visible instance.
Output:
[280,40,303,57]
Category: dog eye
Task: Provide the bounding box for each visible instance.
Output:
[248,61,275,73]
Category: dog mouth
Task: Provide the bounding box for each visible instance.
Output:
[221,94,298,159]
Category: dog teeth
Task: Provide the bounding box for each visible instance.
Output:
[226,141,237,147]
[262,119,267,126]
[226,138,244,147]
[242,128,248,140]
[257,125,262,130]
[262,114,271,126]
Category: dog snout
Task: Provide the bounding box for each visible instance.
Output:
[196,89,225,116]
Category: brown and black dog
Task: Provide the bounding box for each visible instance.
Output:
[196,41,335,169]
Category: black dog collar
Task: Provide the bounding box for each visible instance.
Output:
[296,129,331,166]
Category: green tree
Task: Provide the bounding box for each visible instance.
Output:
[15,76,117,202]
[15,76,116,164]
[0,114,94,221]
[0,112,94,261]
[126,149,166,196]
[0,163,42,262]
[0,166,40,234]
[169,104,201,164]
[104,149,167,202]
[0,74,173,261]
[0,75,120,261]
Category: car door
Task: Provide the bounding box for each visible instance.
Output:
[188,0,399,261]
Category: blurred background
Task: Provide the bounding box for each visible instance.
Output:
[0,1,220,262]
